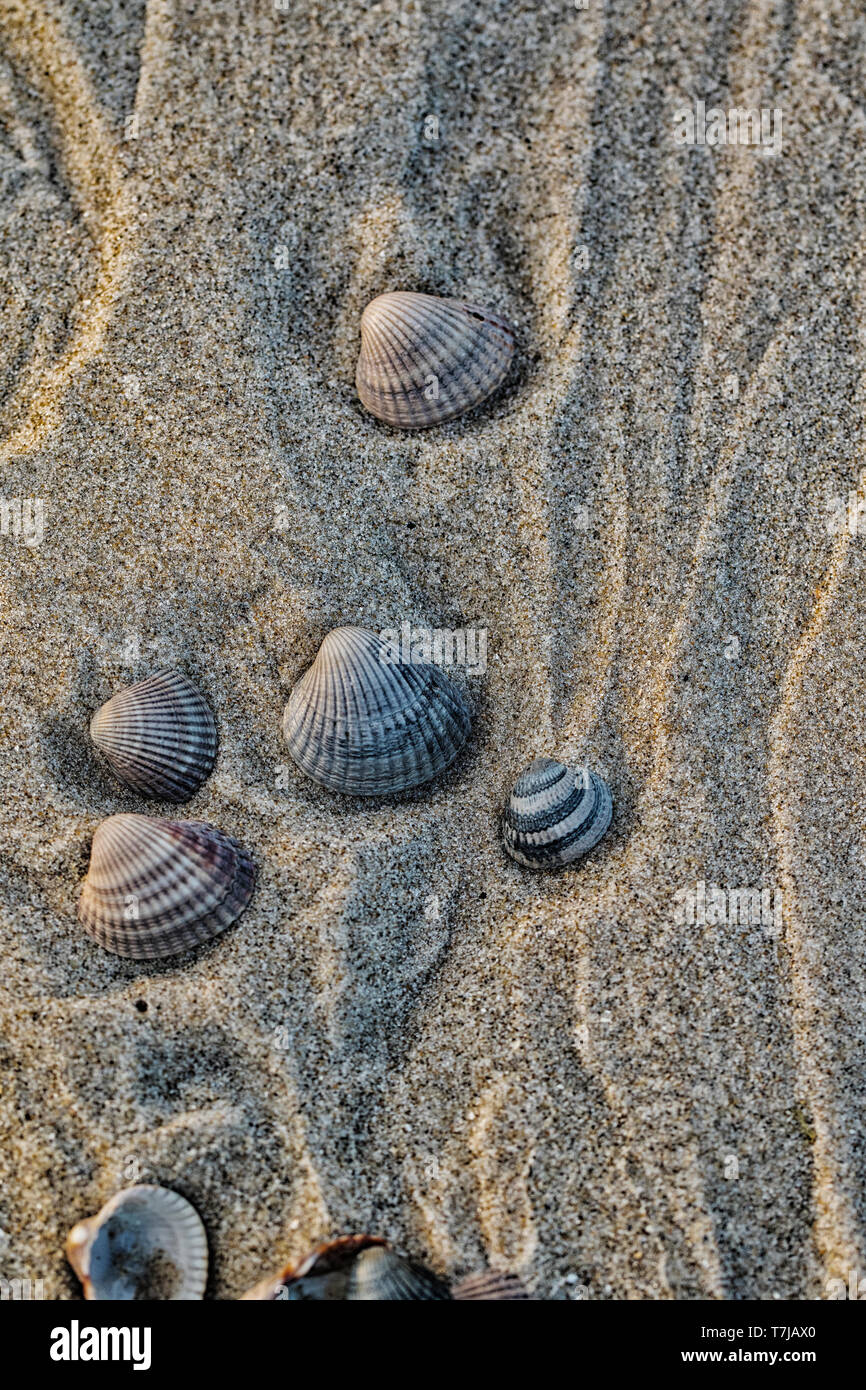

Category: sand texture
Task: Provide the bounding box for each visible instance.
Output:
[1,0,865,1299]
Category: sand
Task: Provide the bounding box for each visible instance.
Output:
[1,0,865,1300]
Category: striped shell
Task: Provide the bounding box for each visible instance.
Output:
[90,670,217,802]
[356,291,515,428]
[242,1236,451,1301]
[503,757,612,868]
[77,813,255,959]
[283,626,471,796]
[66,1185,208,1300]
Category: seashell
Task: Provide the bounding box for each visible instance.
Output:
[78,813,255,959]
[283,626,471,796]
[90,669,217,802]
[453,1270,530,1300]
[66,1185,208,1300]
[502,756,612,868]
[242,1235,452,1301]
[356,291,515,428]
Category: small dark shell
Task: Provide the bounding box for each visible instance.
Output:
[503,756,612,868]
[90,670,217,802]
[356,291,515,428]
[242,1235,451,1301]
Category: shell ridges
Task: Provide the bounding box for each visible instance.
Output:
[453,1269,531,1300]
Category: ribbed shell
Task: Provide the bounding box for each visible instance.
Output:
[90,670,217,802]
[65,1185,208,1301]
[503,757,612,868]
[356,291,515,428]
[283,626,471,796]
[78,813,255,959]
[453,1270,530,1300]
[242,1236,451,1301]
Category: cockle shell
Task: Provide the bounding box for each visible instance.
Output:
[90,669,217,802]
[283,626,471,796]
[241,1235,526,1301]
[356,291,516,428]
[502,756,612,868]
[66,1185,208,1300]
[77,813,255,959]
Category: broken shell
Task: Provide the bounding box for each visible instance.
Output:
[242,1235,451,1301]
[90,669,217,802]
[356,291,515,428]
[240,1235,380,1301]
[283,626,471,796]
[66,1185,208,1300]
[77,813,255,959]
[502,756,612,868]
[242,1236,529,1301]
[453,1269,530,1300]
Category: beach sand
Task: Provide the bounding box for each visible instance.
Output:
[1,0,865,1298]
